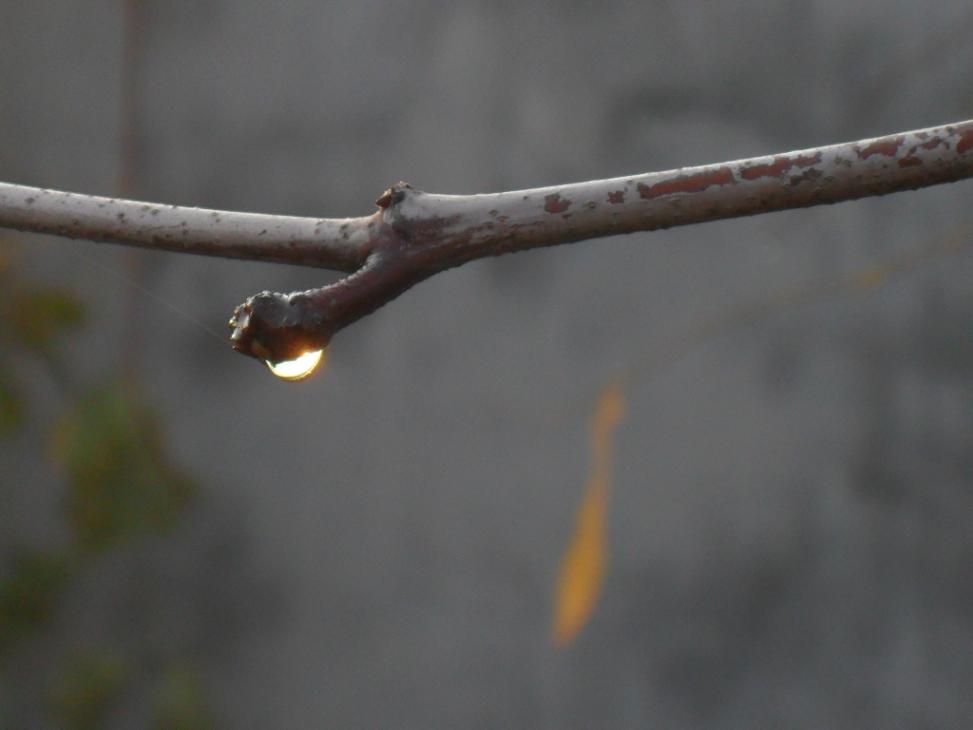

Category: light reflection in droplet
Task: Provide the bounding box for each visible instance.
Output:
[265,349,325,381]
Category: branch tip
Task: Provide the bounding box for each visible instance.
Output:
[229,290,331,363]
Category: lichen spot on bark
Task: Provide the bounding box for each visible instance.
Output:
[856,137,904,159]
[544,193,571,214]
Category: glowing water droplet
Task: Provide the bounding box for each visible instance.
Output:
[265,349,325,381]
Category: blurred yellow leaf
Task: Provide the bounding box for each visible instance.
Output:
[552,381,626,646]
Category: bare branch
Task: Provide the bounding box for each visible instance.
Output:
[2,119,973,369]
[0,183,369,272]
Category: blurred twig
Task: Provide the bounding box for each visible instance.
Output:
[619,223,972,390]
[118,0,142,201]
[119,0,145,374]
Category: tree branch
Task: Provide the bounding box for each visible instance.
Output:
[0,183,369,272]
[2,119,972,369]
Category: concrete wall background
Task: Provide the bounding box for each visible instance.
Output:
[3,2,973,727]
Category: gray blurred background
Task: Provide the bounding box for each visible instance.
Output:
[2,1,973,727]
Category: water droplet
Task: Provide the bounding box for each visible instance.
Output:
[265,349,325,381]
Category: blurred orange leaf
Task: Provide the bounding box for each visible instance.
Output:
[856,268,888,291]
[552,380,626,646]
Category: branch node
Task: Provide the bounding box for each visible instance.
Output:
[375,181,413,210]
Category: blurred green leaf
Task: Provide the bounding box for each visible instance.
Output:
[0,236,19,274]
[0,369,25,436]
[6,287,84,351]
[0,549,72,653]
[51,381,196,554]
[50,651,130,730]
[154,663,215,730]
